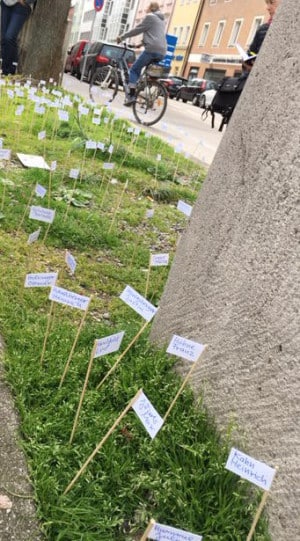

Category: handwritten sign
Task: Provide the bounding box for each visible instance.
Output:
[120,285,157,322]
[58,109,69,122]
[49,286,90,311]
[225,448,276,491]
[150,253,169,267]
[149,522,203,541]
[69,168,80,179]
[103,163,115,170]
[167,335,205,363]
[65,251,77,274]
[29,206,55,224]
[94,331,125,358]
[132,391,164,439]
[38,130,46,140]
[27,228,41,244]
[177,200,193,217]
[35,184,47,198]
[146,209,155,219]
[85,140,97,150]
[25,272,58,288]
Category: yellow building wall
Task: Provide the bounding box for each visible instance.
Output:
[167,0,203,75]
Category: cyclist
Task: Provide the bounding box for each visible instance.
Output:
[116,1,167,106]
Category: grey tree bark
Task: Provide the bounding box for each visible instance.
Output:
[150,0,299,539]
[19,0,71,82]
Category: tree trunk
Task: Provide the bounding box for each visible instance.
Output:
[19,0,71,82]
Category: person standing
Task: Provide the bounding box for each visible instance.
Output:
[117,1,167,106]
[1,0,36,75]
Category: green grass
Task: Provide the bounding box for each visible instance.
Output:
[0,77,270,540]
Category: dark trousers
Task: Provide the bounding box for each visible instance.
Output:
[1,1,30,75]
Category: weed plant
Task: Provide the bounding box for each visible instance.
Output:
[0,78,270,540]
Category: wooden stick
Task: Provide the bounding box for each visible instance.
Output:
[59,299,91,388]
[18,186,34,231]
[144,256,151,298]
[108,180,128,234]
[40,301,54,365]
[42,221,52,245]
[246,490,270,541]
[96,320,149,391]
[69,341,97,444]
[63,389,143,494]
[140,518,156,541]
[163,345,207,423]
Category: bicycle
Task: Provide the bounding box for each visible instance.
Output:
[89,44,168,126]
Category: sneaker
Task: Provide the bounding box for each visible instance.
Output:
[124,96,136,107]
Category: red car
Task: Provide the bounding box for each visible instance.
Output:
[64,40,90,78]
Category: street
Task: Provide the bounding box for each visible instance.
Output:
[62,74,224,166]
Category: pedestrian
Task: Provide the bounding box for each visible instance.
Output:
[243,0,282,72]
[1,0,36,76]
[116,1,167,106]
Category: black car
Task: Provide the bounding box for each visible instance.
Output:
[79,41,136,83]
[176,78,218,104]
[159,75,188,99]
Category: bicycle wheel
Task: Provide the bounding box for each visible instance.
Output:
[89,66,119,105]
[133,80,168,126]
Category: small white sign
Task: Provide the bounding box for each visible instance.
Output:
[108,144,114,154]
[17,153,50,170]
[149,522,203,541]
[34,105,45,115]
[167,335,205,363]
[120,285,157,322]
[69,168,80,179]
[29,206,55,224]
[79,106,89,116]
[150,253,169,267]
[0,149,11,160]
[25,272,58,288]
[177,200,193,217]
[27,228,41,245]
[38,130,46,140]
[145,209,154,219]
[85,140,97,150]
[92,117,100,125]
[50,160,57,171]
[132,391,164,439]
[49,286,90,311]
[65,251,77,274]
[35,184,47,198]
[156,154,161,161]
[97,142,105,151]
[103,162,115,170]
[225,448,276,491]
[58,109,69,122]
[94,331,125,358]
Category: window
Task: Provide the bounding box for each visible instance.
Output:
[212,20,225,47]
[188,67,198,79]
[177,27,183,44]
[229,19,243,47]
[209,0,217,4]
[247,16,264,46]
[199,22,210,46]
[182,26,190,45]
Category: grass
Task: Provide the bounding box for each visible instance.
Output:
[0,77,270,540]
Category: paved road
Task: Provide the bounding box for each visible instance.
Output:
[63,74,224,166]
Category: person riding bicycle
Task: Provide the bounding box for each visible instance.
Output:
[116,1,167,106]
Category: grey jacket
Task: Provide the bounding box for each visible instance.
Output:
[120,11,167,56]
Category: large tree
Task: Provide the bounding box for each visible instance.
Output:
[19,0,71,82]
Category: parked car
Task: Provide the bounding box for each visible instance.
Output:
[176,78,218,103]
[159,75,188,99]
[64,40,90,78]
[79,41,136,83]
[195,88,217,108]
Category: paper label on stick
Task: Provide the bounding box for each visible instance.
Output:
[38,130,46,140]
[69,168,80,179]
[150,253,169,267]
[49,286,90,311]
[120,285,157,322]
[17,153,50,170]
[94,331,125,358]
[58,109,69,122]
[27,228,41,244]
[35,184,47,198]
[177,200,193,217]
[103,162,115,170]
[225,448,276,491]
[29,206,55,224]
[0,149,11,160]
[132,391,164,439]
[85,140,97,150]
[65,251,77,274]
[25,272,58,288]
[148,522,203,541]
[167,335,205,362]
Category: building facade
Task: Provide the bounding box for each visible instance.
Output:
[184,0,268,80]
[68,0,138,46]
[167,0,203,75]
